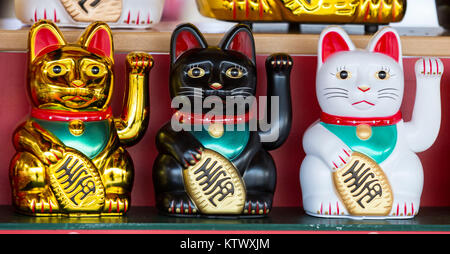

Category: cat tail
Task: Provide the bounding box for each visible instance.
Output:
[258,53,293,151]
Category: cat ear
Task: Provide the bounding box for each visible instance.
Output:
[318,26,355,68]
[79,22,114,63]
[171,23,208,63]
[219,24,256,65]
[29,20,66,62]
[368,27,402,66]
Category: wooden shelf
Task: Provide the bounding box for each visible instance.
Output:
[0,21,449,56]
[1,206,450,233]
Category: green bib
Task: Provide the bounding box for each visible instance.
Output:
[320,122,397,164]
[190,123,250,160]
[32,118,111,159]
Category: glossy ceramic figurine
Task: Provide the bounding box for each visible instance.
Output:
[153,23,292,217]
[300,26,444,219]
[15,0,165,28]
[9,20,152,216]
[196,0,405,29]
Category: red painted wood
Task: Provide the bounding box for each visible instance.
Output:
[0,52,449,208]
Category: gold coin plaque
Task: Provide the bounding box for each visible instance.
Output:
[183,149,246,214]
[333,152,393,216]
[49,149,105,213]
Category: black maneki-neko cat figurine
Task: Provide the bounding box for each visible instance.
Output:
[152,23,293,217]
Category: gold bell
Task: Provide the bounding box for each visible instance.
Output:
[68,119,85,136]
[356,124,372,140]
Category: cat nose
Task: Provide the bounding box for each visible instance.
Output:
[358,85,371,92]
[209,82,223,90]
[71,80,85,88]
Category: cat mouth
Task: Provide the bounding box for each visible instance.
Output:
[63,95,90,102]
[352,100,375,106]
[59,94,97,108]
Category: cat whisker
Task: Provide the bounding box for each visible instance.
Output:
[378,88,399,92]
[326,95,348,100]
[324,87,349,92]
[231,91,253,95]
[231,87,253,91]
[232,93,252,96]
[323,92,348,96]
[378,96,397,100]
[378,92,399,97]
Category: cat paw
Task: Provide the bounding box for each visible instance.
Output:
[103,194,130,214]
[20,194,60,215]
[329,147,352,171]
[303,197,349,217]
[415,57,444,79]
[158,193,199,215]
[127,52,154,74]
[315,201,348,216]
[242,193,273,215]
[389,201,419,217]
[175,143,204,168]
[42,146,65,165]
[266,53,293,74]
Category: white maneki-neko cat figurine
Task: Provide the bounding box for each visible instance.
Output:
[300,26,444,219]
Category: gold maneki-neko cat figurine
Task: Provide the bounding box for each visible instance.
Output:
[9,20,152,216]
[196,0,406,26]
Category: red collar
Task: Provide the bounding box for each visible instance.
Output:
[320,111,402,126]
[31,107,112,122]
[174,110,254,125]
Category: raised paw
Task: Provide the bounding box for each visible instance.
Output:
[103,194,130,214]
[127,52,154,74]
[415,57,444,78]
[266,53,293,73]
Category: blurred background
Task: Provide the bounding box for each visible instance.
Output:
[0,0,448,35]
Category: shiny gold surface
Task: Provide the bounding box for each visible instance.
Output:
[68,119,85,136]
[49,149,105,213]
[114,52,152,147]
[9,21,151,217]
[196,0,406,23]
[333,152,393,216]
[183,149,246,215]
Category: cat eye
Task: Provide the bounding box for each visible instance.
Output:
[336,70,351,80]
[86,65,106,78]
[47,64,67,77]
[226,67,245,79]
[187,67,206,78]
[375,70,390,80]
